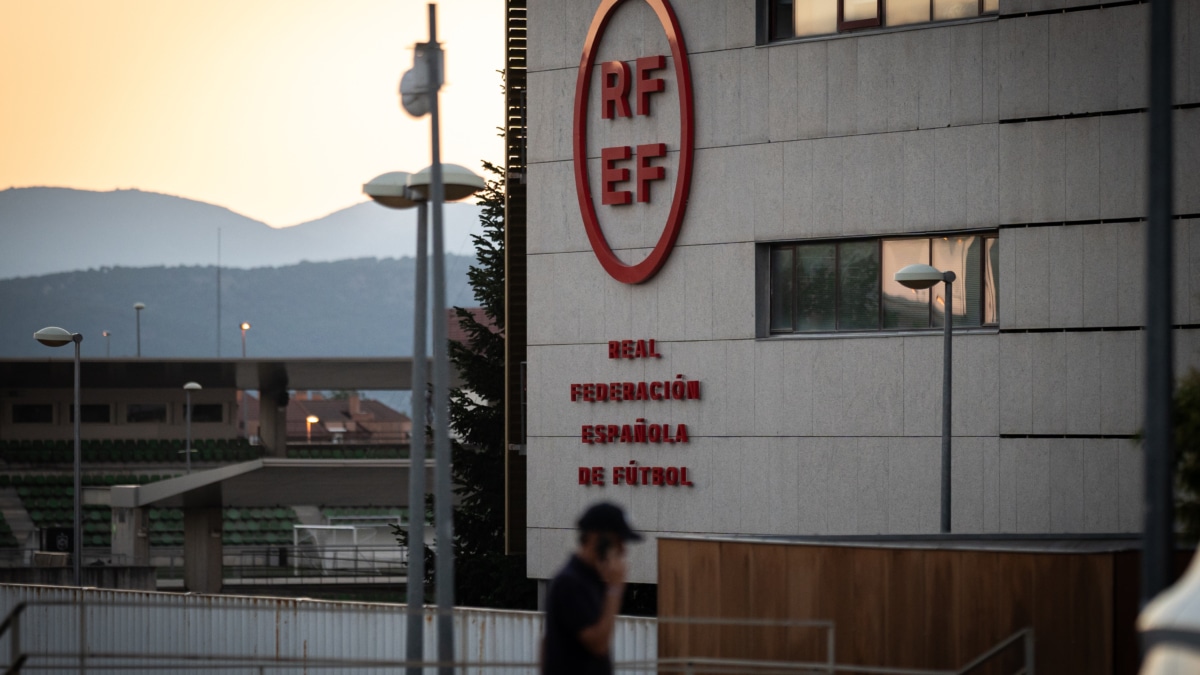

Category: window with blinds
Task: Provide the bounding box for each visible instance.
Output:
[768,234,999,334]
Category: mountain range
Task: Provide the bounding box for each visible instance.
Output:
[0,187,485,280]
[0,257,478,359]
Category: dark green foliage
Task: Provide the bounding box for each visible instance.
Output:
[1175,369,1200,541]
[445,161,536,609]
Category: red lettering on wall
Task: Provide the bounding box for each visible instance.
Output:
[592,466,606,486]
[636,143,667,204]
[601,146,632,205]
[600,61,631,119]
[579,467,592,485]
[635,55,666,116]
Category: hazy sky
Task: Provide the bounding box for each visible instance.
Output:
[0,1,504,227]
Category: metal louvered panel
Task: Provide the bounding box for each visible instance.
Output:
[503,0,529,557]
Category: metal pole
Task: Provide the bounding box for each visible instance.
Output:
[135,308,141,357]
[425,5,455,673]
[186,390,193,474]
[1143,0,1176,609]
[406,199,430,675]
[72,335,82,587]
[941,272,955,534]
[240,327,248,438]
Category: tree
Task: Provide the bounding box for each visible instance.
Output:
[1174,369,1200,541]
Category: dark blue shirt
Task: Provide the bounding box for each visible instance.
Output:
[543,555,612,675]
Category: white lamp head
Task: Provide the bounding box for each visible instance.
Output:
[894,264,949,290]
[183,382,202,391]
[240,322,251,331]
[34,326,76,348]
[134,302,145,310]
[306,415,320,424]
[407,164,486,202]
[363,171,418,209]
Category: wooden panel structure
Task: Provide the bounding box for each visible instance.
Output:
[658,538,1194,675]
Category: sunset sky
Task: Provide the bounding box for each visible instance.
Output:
[0,1,504,227]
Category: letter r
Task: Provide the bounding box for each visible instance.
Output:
[601,61,632,119]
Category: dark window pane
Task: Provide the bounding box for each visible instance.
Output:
[770,247,795,332]
[984,237,999,324]
[70,404,111,424]
[190,404,223,423]
[837,241,880,330]
[771,0,796,39]
[933,235,981,327]
[882,239,931,329]
[796,244,837,331]
[126,403,167,424]
[12,404,53,424]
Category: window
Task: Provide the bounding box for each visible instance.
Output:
[12,404,53,424]
[69,404,111,424]
[767,0,996,40]
[768,234,998,333]
[189,404,223,423]
[126,403,167,424]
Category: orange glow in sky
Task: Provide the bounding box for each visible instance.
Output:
[0,1,504,227]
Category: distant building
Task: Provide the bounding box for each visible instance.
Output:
[244,392,411,445]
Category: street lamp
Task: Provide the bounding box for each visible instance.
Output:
[34,326,83,586]
[306,415,319,444]
[895,263,957,534]
[101,331,111,358]
[364,162,483,672]
[240,322,251,358]
[394,6,484,666]
[183,382,201,474]
[133,302,145,357]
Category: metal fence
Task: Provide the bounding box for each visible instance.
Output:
[0,584,655,674]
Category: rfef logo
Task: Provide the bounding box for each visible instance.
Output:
[573,0,694,285]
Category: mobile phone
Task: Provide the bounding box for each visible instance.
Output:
[596,534,612,561]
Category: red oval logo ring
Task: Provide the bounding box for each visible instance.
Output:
[573,0,695,285]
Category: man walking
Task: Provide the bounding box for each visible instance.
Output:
[542,501,643,675]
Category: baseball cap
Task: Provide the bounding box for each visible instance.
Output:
[577,501,643,542]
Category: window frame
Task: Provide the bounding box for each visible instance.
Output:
[764,0,995,43]
[766,232,999,336]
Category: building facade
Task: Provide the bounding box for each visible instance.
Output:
[519,0,1200,584]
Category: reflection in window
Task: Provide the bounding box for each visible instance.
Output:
[127,403,167,424]
[768,234,998,334]
[838,241,880,330]
[882,239,930,328]
[932,235,981,328]
[984,237,999,324]
[771,247,795,332]
[797,244,837,331]
[795,0,838,37]
[842,0,879,23]
[885,0,930,26]
[935,0,979,19]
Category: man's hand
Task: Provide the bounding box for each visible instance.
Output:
[597,551,628,589]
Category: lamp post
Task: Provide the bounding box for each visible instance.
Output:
[102,331,111,358]
[394,8,483,666]
[364,163,482,674]
[34,327,83,586]
[182,382,201,474]
[133,302,145,357]
[240,322,251,358]
[306,415,319,444]
[895,264,956,533]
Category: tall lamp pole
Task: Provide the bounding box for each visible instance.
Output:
[895,264,957,533]
[363,163,482,674]
[133,303,145,357]
[34,327,83,586]
[183,382,201,473]
[102,331,111,358]
[240,323,251,436]
[306,415,319,444]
